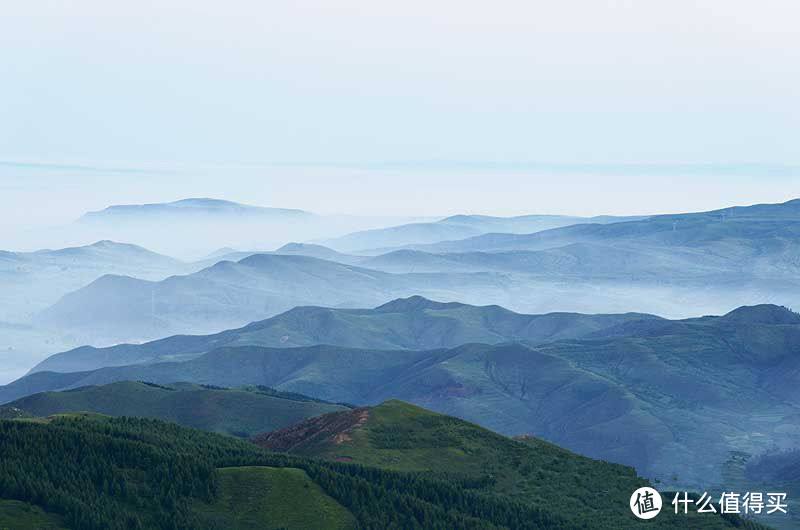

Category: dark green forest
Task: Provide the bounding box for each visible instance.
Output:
[0,414,772,529]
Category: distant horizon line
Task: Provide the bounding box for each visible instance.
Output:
[2,158,800,177]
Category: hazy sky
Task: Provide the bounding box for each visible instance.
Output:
[1,1,798,230]
[2,0,799,164]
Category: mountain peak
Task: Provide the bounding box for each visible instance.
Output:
[276,242,314,252]
[170,197,243,208]
[86,240,138,250]
[237,253,315,267]
[275,242,340,254]
[374,296,462,313]
[720,304,800,325]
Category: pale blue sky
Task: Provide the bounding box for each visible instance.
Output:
[2,0,798,165]
[0,0,798,232]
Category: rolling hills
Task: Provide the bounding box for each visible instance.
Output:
[0,240,201,383]
[3,381,350,437]
[254,400,764,529]
[359,244,731,277]
[29,199,800,353]
[31,296,658,374]
[0,403,765,529]
[346,198,800,317]
[8,303,800,489]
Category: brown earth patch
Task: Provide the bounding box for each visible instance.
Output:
[252,407,370,453]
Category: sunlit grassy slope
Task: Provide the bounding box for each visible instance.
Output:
[0,499,67,530]
[194,467,355,530]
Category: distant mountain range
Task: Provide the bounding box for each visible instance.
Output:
[67,197,433,258]
[0,240,188,319]
[30,296,656,373]
[335,198,800,316]
[34,257,510,344]
[7,300,800,488]
[406,198,800,255]
[322,213,645,253]
[0,240,204,382]
[194,243,364,269]
[6,197,799,384]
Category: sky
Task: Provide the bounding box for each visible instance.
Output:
[1,0,798,227]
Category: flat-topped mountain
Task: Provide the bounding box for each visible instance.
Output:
[80,197,312,221]
[71,198,357,259]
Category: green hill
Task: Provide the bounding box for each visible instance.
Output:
[254,400,766,529]
[5,381,349,438]
[0,413,511,529]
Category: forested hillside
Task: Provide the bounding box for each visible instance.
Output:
[0,409,769,529]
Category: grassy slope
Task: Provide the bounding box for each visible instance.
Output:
[256,400,764,529]
[0,500,67,530]
[6,381,349,437]
[194,467,356,530]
